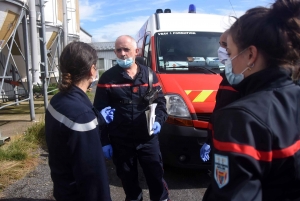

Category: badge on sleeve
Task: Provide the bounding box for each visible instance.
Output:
[132,86,139,93]
[214,154,229,188]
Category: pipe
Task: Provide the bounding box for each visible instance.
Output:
[29,0,40,84]
[22,11,35,121]
[39,0,48,110]
[57,30,62,84]
[63,0,68,47]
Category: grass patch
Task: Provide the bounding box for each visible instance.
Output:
[99,70,105,78]
[0,121,46,191]
[86,91,95,102]
[33,83,59,96]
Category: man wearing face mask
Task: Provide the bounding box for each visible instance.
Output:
[218,30,230,65]
[93,35,170,201]
[200,30,241,162]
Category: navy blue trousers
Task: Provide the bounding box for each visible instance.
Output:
[111,135,169,201]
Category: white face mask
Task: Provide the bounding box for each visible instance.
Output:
[218,47,229,64]
[88,69,98,88]
[225,48,249,85]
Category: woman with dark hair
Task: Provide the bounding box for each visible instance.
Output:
[203,0,300,200]
[45,41,113,201]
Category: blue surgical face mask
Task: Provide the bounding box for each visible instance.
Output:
[116,58,134,68]
[225,48,249,85]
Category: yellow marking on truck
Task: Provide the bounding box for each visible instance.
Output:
[185,90,192,95]
[193,90,214,102]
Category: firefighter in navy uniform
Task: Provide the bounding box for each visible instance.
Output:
[93,35,170,201]
[203,1,300,201]
[45,42,114,201]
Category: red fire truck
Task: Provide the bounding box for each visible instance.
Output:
[136,5,229,168]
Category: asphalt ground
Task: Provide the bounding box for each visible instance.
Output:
[0,86,211,201]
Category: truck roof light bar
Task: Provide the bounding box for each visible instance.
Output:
[188,4,196,13]
[156,9,163,13]
[164,9,171,13]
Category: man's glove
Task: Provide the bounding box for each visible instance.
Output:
[152,122,161,135]
[200,143,211,162]
[102,144,113,159]
[100,106,115,123]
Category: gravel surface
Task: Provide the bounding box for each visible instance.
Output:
[0,85,210,200]
[0,146,211,201]
[0,148,54,201]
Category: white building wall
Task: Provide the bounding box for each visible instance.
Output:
[96,51,116,71]
[97,51,116,60]
[80,29,92,43]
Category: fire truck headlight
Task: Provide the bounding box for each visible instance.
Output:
[165,94,191,118]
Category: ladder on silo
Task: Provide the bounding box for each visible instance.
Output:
[0,52,29,103]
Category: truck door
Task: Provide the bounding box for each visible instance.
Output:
[143,35,151,67]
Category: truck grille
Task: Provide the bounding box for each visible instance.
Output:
[196,113,211,122]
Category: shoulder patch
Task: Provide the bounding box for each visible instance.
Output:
[214,154,229,188]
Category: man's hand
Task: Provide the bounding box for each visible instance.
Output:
[152,122,161,135]
[102,144,113,159]
[200,143,211,162]
[100,106,115,123]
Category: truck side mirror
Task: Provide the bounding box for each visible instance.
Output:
[136,56,147,66]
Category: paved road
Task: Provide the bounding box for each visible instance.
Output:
[0,148,211,201]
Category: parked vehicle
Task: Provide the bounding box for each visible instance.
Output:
[135,5,230,168]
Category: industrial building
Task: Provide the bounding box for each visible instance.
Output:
[0,0,92,121]
[91,42,117,71]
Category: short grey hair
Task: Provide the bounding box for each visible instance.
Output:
[115,35,137,49]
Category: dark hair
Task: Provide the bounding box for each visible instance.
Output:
[229,0,300,67]
[59,41,98,92]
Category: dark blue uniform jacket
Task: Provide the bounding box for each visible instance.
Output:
[207,71,241,144]
[93,64,168,146]
[45,86,111,201]
[205,67,300,201]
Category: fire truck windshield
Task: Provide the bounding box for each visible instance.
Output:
[156,32,223,74]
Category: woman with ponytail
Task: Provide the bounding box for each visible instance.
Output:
[45,42,114,201]
[203,0,300,200]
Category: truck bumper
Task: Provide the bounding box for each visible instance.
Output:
[159,122,211,169]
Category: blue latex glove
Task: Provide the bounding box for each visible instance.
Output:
[200,143,211,162]
[152,122,161,135]
[102,144,113,159]
[100,106,115,123]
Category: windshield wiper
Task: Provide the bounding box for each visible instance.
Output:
[166,66,218,74]
[189,66,217,74]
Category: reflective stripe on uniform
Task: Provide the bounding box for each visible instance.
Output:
[218,85,237,92]
[48,103,98,132]
[213,138,300,161]
[97,83,160,88]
